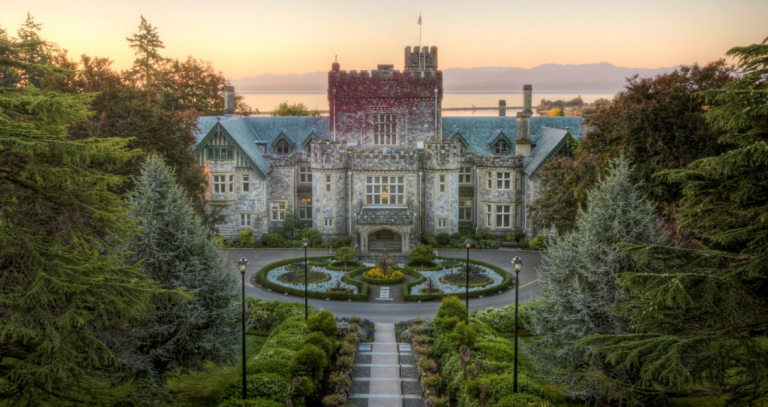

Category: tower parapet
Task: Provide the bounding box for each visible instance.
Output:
[405,46,438,71]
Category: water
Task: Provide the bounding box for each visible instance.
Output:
[240,93,616,116]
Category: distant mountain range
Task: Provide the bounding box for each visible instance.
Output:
[230,62,677,94]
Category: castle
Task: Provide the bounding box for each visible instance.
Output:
[194,46,581,253]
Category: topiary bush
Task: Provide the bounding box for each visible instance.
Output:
[528,234,545,251]
[445,321,477,350]
[410,244,437,266]
[490,393,548,407]
[290,344,329,383]
[261,233,285,248]
[239,229,256,247]
[436,296,468,321]
[333,246,357,267]
[421,233,439,247]
[246,357,291,378]
[254,348,295,362]
[436,232,451,246]
[217,396,285,407]
[302,331,333,357]
[307,310,337,337]
[245,373,290,401]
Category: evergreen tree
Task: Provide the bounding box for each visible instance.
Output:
[15,13,50,87]
[529,158,665,405]
[0,48,162,404]
[126,156,240,383]
[126,15,165,85]
[584,36,768,406]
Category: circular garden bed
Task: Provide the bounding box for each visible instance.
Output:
[405,261,442,271]
[440,272,494,288]
[361,268,405,284]
[278,270,330,285]
[327,261,364,271]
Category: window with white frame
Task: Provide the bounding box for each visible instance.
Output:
[270,201,286,221]
[494,141,508,155]
[373,114,397,145]
[486,172,492,189]
[438,218,447,229]
[514,204,521,228]
[459,167,472,184]
[240,213,251,227]
[365,175,404,205]
[299,198,312,220]
[241,174,250,193]
[486,205,492,227]
[439,175,446,193]
[325,175,331,192]
[459,198,473,221]
[213,175,226,193]
[324,218,333,228]
[496,205,511,228]
[496,172,511,190]
[299,166,312,183]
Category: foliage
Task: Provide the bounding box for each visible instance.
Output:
[547,107,565,116]
[583,36,768,405]
[325,235,353,249]
[246,358,291,378]
[436,296,468,321]
[445,322,478,350]
[473,300,545,335]
[334,246,357,267]
[422,233,439,247]
[272,101,321,116]
[376,251,395,275]
[239,229,256,247]
[538,96,584,111]
[303,332,333,357]
[366,267,404,279]
[217,398,284,407]
[261,232,286,248]
[321,393,347,407]
[282,205,302,239]
[126,15,165,85]
[295,228,323,247]
[436,232,451,246]
[411,244,437,265]
[307,310,338,338]
[529,157,665,404]
[290,344,329,383]
[528,235,545,251]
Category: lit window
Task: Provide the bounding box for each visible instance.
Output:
[276,141,290,154]
[325,175,331,192]
[324,218,333,227]
[242,174,250,192]
[486,172,492,189]
[299,166,312,183]
[496,205,511,228]
[459,167,472,184]
[365,175,404,205]
[213,175,226,193]
[494,141,508,154]
[240,213,251,226]
[486,205,492,227]
[459,199,473,221]
[439,175,446,193]
[207,147,234,160]
[496,172,511,190]
[270,201,286,221]
[373,114,397,145]
[299,198,312,220]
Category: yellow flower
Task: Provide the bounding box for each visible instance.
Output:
[366,267,404,279]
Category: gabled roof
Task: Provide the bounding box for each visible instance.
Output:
[523,126,574,177]
[487,129,513,151]
[447,127,469,147]
[242,116,329,155]
[302,129,323,147]
[193,117,273,178]
[272,129,296,147]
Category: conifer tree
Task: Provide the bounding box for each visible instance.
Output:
[15,13,50,87]
[584,36,768,406]
[126,15,165,85]
[529,157,665,405]
[126,156,240,383]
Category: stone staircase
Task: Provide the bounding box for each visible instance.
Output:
[349,323,421,407]
[368,240,402,254]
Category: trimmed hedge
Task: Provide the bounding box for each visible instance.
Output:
[256,257,369,301]
[402,257,513,302]
[405,260,442,271]
[326,261,363,271]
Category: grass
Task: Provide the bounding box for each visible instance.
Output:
[167,335,268,407]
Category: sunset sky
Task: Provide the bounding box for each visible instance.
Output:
[3,0,766,79]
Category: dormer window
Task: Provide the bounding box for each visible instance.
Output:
[494,141,508,155]
[276,141,290,154]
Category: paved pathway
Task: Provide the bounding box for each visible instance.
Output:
[349,323,421,407]
[224,248,543,322]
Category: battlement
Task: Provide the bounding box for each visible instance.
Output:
[328,68,442,100]
[423,140,462,169]
[351,148,420,171]
[311,141,349,170]
[405,46,438,70]
[474,155,525,169]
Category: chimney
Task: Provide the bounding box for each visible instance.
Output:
[499,100,506,117]
[523,84,532,113]
[516,85,532,159]
[332,55,340,72]
[223,86,235,116]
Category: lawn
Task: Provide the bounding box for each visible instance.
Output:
[167,335,268,407]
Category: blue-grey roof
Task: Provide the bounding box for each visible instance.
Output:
[441,116,582,156]
[523,126,574,177]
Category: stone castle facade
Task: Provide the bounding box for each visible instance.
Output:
[194,46,582,253]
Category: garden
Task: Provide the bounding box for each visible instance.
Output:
[256,245,514,302]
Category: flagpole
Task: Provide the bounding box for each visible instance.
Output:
[419,11,422,49]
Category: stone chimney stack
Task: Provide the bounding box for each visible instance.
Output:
[516,85,533,158]
[223,86,235,116]
[499,100,506,116]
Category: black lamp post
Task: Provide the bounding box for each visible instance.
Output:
[237,257,249,400]
[512,256,523,393]
[464,238,472,320]
[303,237,309,321]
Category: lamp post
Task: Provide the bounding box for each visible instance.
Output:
[303,237,309,321]
[237,257,249,400]
[512,256,523,393]
[465,238,472,320]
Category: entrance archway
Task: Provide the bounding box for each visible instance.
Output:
[367,229,403,253]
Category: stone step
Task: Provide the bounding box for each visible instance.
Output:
[351,378,418,382]
[349,394,421,399]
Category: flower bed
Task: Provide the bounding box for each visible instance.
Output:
[361,267,405,284]
[439,273,494,288]
[257,257,369,301]
[402,258,512,301]
[326,261,363,271]
[405,260,442,271]
[278,270,330,285]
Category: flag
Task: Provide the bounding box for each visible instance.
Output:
[418,14,422,25]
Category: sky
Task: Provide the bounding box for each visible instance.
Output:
[2,0,766,79]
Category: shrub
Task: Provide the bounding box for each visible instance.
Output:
[239,229,256,247]
[245,373,290,401]
[339,342,356,357]
[261,233,285,248]
[436,296,468,321]
[302,332,333,356]
[217,397,285,407]
[473,342,515,364]
[422,233,439,247]
[410,244,437,265]
[295,228,323,247]
[336,355,354,372]
[436,232,451,246]
[290,344,328,382]
[321,393,347,407]
[246,357,291,377]
[475,227,490,240]
[446,322,477,350]
[333,246,357,267]
[490,394,548,407]
[254,348,295,362]
[485,373,545,402]
[435,316,461,335]
[216,234,226,248]
[307,310,337,337]
[326,236,353,248]
[528,234,545,251]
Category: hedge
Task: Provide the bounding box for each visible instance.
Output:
[326,261,364,271]
[402,257,513,302]
[361,269,406,285]
[256,257,370,301]
[405,260,442,271]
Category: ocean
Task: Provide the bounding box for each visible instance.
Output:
[239,93,616,116]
